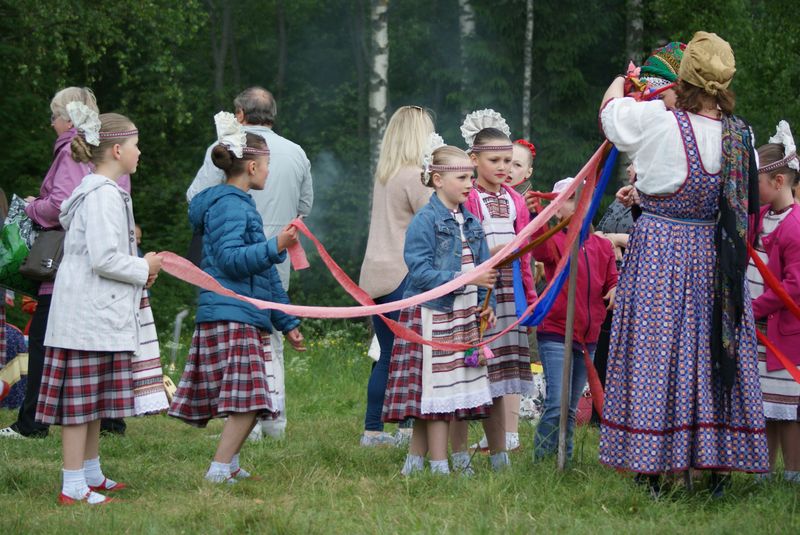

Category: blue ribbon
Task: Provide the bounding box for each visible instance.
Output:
[513,146,619,326]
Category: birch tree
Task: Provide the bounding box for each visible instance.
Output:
[625,0,643,65]
[522,0,534,141]
[458,0,475,114]
[368,0,390,178]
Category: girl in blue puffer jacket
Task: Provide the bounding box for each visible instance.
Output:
[169,112,304,484]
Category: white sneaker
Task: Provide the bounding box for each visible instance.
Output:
[246,426,263,443]
[506,432,520,451]
[393,427,413,447]
[0,427,26,439]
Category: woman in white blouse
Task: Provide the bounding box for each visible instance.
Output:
[596,32,769,498]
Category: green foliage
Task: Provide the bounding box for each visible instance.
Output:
[0,0,797,329]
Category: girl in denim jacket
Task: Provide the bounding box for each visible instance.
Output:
[383,141,498,476]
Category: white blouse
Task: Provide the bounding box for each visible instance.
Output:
[600,97,723,195]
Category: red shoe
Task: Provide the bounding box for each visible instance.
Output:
[58,491,115,506]
[88,478,127,492]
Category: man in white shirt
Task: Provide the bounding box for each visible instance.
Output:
[187,87,313,439]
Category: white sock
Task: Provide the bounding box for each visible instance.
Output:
[506,432,520,450]
[230,453,251,479]
[400,454,424,476]
[83,457,117,488]
[62,468,109,504]
[429,459,450,475]
[451,451,474,476]
[205,461,234,484]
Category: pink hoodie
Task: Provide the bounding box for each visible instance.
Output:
[24,128,131,295]
[464,184,537,305]
[752,203,800,371]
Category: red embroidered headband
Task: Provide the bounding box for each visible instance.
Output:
[243,146,270,156]
[98,129,139,140]
[758,152,798,174]
[470,144,513,153]
[429,163,474,173]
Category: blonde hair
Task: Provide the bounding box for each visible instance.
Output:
[71,113,136,165]
[421,145,472,187]
[375,106,434,184]
[50,87,98,121]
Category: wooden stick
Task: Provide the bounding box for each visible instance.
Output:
[496,215,572,269]
[557,185,582,471]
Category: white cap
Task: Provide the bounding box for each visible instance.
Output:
[552,177,575,194]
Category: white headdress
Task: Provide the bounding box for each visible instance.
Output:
[460,108,512,150]
[214,111,247,158]
[66,101,101,146]
[761,120,799,172]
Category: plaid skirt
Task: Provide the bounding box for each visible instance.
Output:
[168,321,278,427]
[382,306,491,423]
[36,347,135,425]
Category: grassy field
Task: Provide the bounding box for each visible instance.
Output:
[1,326,798,534]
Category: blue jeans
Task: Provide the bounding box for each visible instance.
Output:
[532,339,594,460]
[364,279,407,431]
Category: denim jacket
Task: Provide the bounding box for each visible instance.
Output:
[403,193,495,312]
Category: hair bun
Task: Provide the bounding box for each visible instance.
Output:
[211,143,235,172]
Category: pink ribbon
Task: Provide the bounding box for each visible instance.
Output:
[159,142,608,350]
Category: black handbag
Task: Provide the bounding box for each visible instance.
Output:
[19,229,65,281]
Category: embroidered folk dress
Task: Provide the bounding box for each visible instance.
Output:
[475,186,533,398]
[747,207,800,421]
[598,103,769,474]
[383,212,493,422]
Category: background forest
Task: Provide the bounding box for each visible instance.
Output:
[1,0,798,336]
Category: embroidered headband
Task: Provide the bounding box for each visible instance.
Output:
[98,129,139,140]
[470,144,513,152]
[429,163,475,172]
[243,146,270,156]
[759,120,799,173]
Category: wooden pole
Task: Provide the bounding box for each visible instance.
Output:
[557,183,582,470]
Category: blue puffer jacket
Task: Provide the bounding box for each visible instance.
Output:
[188,184,300,333]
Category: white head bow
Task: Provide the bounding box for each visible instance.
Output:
[767,120,799,172]
[66,101,101,146]
[214,111,247,158]
[460,109,511,147]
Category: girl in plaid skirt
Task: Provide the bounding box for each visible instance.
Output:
[35,109,163,505]
[382,141,497,476]
[168,112,305,484]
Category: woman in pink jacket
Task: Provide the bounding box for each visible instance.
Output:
[747,122,800,484]
[0,88,130,440]
[529,177,618,461]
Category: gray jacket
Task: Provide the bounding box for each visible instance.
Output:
[45,174,149,352]
[186,124,313,290]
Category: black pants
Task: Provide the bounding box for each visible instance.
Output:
[590,310,613,425]
[12,294,51,437]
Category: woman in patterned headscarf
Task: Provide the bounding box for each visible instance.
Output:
[597,32,769,497]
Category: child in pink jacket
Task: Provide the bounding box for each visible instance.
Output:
[748,122,800,484]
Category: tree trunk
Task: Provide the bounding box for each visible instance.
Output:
[521,0,534,141]
[275,0,287,99]
[625,0,644,66]
[349,0,368,140]
[368,0,389,178]
[458,0,475,113]
[209,0,231,107]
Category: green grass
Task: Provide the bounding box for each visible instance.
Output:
[1,331,798,534]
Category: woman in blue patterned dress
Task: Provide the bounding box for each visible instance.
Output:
[597,32,769,497]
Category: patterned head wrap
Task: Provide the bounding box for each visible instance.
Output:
[678,31,736,96]
[640,42,686,84]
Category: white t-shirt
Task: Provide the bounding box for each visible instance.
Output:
[600,97,723,195]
